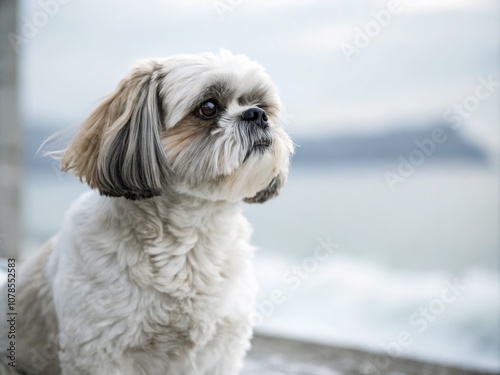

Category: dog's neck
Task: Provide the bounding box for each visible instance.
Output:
[107,189,246,296]
[118,189,239,238]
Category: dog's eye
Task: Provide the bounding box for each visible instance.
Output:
[199,100,219,119]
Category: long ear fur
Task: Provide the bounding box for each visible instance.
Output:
[243,172,285,204]
[61,61,170,200]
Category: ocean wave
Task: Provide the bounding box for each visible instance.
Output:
[253,252,500,372]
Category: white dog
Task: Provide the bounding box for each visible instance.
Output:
[0,50,293,375]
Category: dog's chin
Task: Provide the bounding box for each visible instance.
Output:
[172,148,282,203]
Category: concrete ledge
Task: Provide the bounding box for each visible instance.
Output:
[0,334,494,374]
[243,334,494,375]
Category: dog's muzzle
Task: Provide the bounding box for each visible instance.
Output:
[241,112,273,162]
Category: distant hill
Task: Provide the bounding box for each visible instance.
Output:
[292,124,488,165]
[24,121,489,171]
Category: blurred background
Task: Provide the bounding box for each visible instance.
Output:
[0,0,498,372]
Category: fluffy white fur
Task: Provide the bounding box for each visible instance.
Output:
[0,50,293,375]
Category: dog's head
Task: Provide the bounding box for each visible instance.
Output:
[61,50,293,202]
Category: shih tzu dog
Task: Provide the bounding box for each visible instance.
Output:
[0,50,293,375]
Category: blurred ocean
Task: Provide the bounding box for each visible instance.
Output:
[22,164,499,372]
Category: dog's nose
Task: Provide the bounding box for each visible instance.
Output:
[241,107,269,129]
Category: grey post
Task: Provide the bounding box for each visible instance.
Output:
[0,0,21,259]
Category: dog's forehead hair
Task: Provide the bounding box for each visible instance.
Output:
[185,77,276,111]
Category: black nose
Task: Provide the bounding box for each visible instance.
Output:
[241,107,269,129]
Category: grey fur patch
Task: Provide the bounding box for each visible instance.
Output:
[237,85,268,106]
[97,68,171,200]
[243,173,283,204]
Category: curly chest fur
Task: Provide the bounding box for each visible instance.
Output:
[129,243,255,355]
[68,198,257,356]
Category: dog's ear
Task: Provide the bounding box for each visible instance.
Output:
[243,172,285,204]
[61,61,170,200]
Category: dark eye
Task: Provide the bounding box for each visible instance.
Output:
[199,100,219,119]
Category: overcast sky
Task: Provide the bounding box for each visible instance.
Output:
[17,0,499,154]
